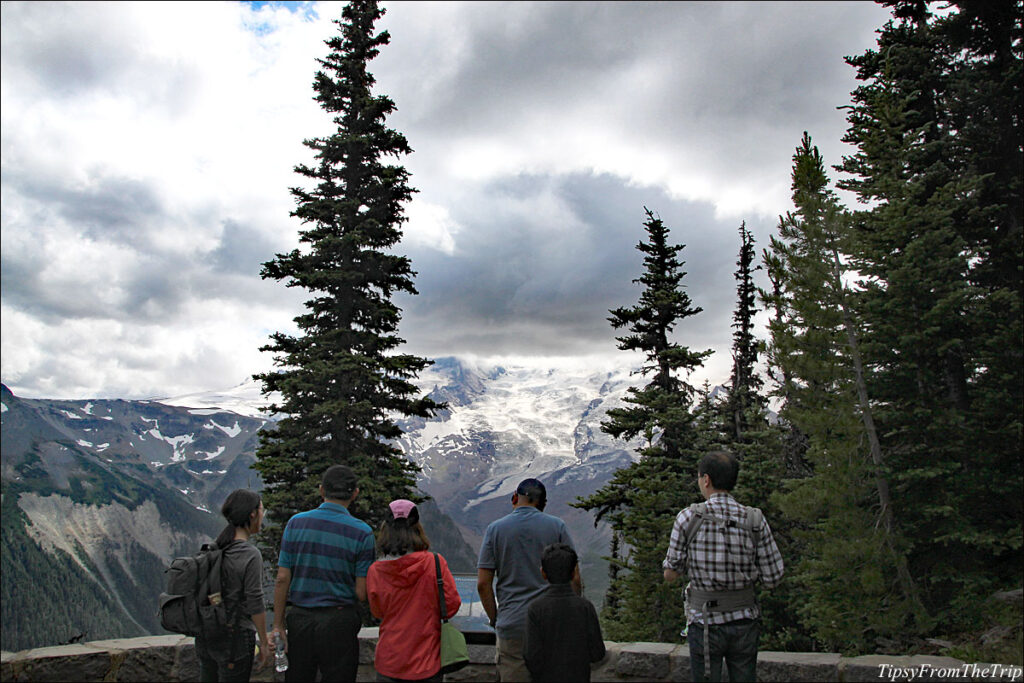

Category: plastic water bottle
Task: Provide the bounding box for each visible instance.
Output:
[274,632,288,673]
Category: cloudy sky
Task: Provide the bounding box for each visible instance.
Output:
[1,0,892,400]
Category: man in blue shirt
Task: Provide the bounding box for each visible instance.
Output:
[477,478,580,682]
[272,465,375,683]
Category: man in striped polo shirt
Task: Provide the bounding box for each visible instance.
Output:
[272,465,375,682]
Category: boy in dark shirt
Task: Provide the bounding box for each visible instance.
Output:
[524,543,606,682]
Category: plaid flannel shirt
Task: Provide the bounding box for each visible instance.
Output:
[662,492,784,625]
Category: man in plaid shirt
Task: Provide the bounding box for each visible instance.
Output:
[663,451,784,682]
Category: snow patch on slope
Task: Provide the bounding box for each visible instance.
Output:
[198,446,226,460]
[208,420,241,438]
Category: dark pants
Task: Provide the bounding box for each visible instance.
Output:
[286,605,362,683]
[375,673,442,682]
[687,619,760,683]
[196,630,255,683]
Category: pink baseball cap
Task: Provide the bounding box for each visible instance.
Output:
[389,499,417,519]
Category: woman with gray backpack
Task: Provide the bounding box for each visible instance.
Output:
[195,489,273,681]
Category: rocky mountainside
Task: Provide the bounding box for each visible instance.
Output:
[1,357,648,650]
[0,384,272,651]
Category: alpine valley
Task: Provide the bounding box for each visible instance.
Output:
[0,357,647,651]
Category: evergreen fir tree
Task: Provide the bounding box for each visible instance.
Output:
[253,0,441,554]
[837,0,1023,638]
[723,222,766,442]
[765,134,924,652]
[706,222,810,650]
[759,246,812,481]
[574,208,711,642]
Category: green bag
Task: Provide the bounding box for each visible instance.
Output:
[435,553,469,674]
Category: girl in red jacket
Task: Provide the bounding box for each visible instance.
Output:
[368,499,461,682]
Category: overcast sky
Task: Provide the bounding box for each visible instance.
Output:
[1,0,893,400]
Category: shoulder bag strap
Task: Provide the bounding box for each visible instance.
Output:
[434,553,449,622]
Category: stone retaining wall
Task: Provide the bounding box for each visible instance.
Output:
[2,631,1021,682]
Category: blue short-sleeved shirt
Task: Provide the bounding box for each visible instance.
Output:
[477,506,575,640]
[278,502,375,608]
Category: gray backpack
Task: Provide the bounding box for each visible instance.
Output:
[158,542,235,639]
[682,502,763,549]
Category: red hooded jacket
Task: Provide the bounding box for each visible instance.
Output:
[368,550,461,679]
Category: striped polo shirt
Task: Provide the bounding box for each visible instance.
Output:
[278,502,375,607]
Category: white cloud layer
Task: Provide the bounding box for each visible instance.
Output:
[1,0,891,399]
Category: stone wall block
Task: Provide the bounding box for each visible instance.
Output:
[668,645,692,682]
[757,651,840,682]
[615,642,678,681]
[358,628,378,665]
[1,645,110,682]
[591,641,621,682]
[1,652,20,682]
[466,644,495,665]
[85,637,179,682]
[115,644,174,681]
[171,641,199,682]
[841,654,912,682]
[444,664,496,682]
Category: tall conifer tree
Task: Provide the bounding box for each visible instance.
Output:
[575,208,711,642]
[254,1,440,553]
[765,134,924,652]
[837,0,1022,635]
[723,222,765,442]
[715,223,809,650]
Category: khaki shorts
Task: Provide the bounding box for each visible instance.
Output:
[495,637,529,682]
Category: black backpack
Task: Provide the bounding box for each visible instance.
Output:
[158,542,238,639]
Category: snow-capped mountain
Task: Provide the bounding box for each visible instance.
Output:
[160,357,644,548]
[155,357,645,522]
[394,357,639,540]
[156,357,645,565]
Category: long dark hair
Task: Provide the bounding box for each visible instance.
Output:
[377,506,430,556]
[215,489,262,548]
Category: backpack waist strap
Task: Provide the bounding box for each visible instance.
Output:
[687,586,757,683]
[687,586,756,612]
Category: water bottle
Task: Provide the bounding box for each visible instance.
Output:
[274,631,288,673]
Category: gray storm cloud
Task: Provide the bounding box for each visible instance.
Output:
[0,1,891,398]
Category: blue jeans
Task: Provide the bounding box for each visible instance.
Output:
[687,619,760,683]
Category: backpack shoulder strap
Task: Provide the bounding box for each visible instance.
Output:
[205,544,225,597]
[743,506,763,548]
[686,503,763,546]
[683,502,707,548]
